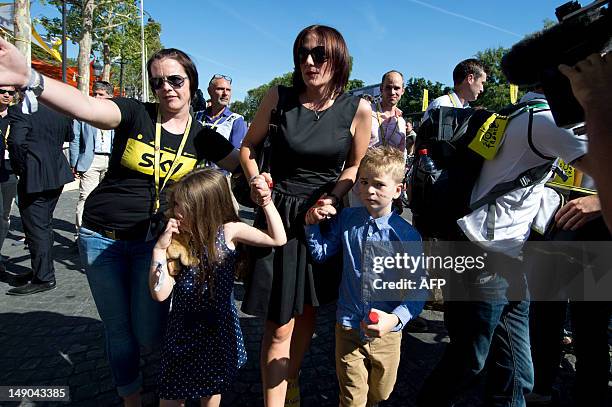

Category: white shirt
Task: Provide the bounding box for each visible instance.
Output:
[422,91,465,122]
[457,92,587,256]
[94,129,113,154]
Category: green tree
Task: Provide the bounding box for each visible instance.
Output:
[397,77,448,115]
[474,46,528,111]
[37,0,162,96]
[229,100,249,119]
[234,72,293,122]
[345,79,364,92]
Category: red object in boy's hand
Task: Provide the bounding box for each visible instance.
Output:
[368,311,379,324]
[268,180,274,188]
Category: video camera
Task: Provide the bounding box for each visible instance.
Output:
[501,0,611,128]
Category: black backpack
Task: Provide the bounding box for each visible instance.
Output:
[409,100,554,240]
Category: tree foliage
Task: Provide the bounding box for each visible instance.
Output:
[230,72,293,122]
[345,79,365,92]
[37,0,162,95]
[397,77,449,115]
[474,46,526,110]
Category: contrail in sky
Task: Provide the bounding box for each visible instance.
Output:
[204,0,285,48]
[190,52,241,72]
[406,0,522,38]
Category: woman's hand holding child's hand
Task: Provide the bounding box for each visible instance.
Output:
[305,200,337,225]
[250,172,273,207]
[154,218,180,251]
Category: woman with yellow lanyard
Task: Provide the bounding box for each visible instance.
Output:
[0,39,239,405]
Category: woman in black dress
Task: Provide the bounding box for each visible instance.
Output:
[239,25,371,406]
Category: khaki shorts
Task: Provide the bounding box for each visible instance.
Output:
[335,324,402,407]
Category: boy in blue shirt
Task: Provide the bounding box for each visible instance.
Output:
[305,146,425,407]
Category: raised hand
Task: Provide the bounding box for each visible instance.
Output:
[154,218,180,251]
[0,37,31,87]
[558,53,612,111]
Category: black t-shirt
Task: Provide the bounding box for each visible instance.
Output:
[83,98,234,231]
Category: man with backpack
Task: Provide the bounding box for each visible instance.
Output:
[422,59,487,122]
[415,87,594,406]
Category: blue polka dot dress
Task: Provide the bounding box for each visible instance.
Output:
[158,227,247,400]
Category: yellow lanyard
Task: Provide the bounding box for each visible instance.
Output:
[3,124,9,145]
[448,93,459,107]
[375,102,398,146]
[154,107,192,213]
[208,115,224,128]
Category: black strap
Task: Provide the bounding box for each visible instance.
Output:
[469,161,553,211]
[258,86,287,172]
[527,108,556,161]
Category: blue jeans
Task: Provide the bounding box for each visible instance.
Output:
[78,227,169,397]
[418,263,534,407]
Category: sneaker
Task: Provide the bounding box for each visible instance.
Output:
[525,391,552,405]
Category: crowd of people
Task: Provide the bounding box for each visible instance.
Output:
[0,19,611,407]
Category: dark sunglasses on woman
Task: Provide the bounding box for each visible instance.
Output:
[149,75,187,90]
[0,89,16,96]
[298,46,327,65]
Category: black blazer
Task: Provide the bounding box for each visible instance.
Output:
[8,103,74,194]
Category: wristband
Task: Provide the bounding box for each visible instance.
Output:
[249,175,259,183]
[26,69,45,97]
[21,69,45,114]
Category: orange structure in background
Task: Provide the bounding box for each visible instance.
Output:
[31,60,108,95]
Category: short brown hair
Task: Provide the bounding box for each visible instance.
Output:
[358,146,405,184]
[452,58,486,86]
[147,48,199,100]
[292,25,350,98]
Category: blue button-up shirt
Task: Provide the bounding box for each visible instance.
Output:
[305,207,425,332]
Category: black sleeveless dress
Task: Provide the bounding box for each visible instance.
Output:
[242,86,360,325]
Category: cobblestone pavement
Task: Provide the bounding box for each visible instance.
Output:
[0,190,609,406]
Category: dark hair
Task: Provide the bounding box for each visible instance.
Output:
[93,80,113,96]
[452,58,486,86]
[292,25,350,98]
[147,48,199,100]
[381,70,404,85]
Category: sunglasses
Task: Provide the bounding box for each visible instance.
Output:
[210,74,232,85]
[297,46,327,65]
[0,89,16,96]
[149,75,188,90]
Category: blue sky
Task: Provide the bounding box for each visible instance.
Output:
[32,0,563,101]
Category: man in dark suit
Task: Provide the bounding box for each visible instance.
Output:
[6,102,74,295]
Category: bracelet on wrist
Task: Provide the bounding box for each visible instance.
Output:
[23,69,44,97]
